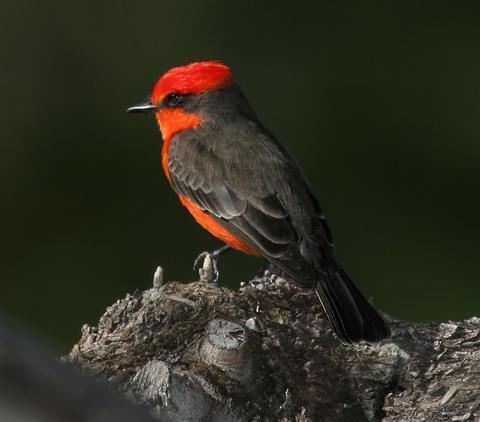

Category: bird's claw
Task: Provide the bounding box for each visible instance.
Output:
[193,251,220,283]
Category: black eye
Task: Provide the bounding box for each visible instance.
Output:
[165,92,182,107]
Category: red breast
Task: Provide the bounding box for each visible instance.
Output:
[149,61,260,256]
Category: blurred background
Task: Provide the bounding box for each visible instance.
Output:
[1,1,479,351]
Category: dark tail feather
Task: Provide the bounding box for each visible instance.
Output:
[315,267,390,344]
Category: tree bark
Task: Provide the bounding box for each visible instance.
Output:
[66,270,480,422]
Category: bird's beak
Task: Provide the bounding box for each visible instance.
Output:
[127,102,158,113]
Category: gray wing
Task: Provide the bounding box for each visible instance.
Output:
[167,125,332,284]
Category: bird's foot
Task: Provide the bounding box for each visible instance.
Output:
[193,245,231,283]
[194,251,220,283]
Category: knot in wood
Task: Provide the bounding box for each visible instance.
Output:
[199,319,253,384]
[207,319,246,349]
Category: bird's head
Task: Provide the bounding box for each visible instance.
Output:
[128,61,250,142]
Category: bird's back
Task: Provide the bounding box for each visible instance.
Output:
[167,82,390,343]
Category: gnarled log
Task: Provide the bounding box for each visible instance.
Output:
[67,270,480,421]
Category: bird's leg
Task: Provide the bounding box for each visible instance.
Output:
[193,244,231,283]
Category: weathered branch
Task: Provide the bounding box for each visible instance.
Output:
[67,270,480,422]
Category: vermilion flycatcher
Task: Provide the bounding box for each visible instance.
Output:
[128,61,390,344]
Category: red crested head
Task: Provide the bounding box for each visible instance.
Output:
[150,61,233,104]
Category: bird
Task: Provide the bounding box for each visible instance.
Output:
[127,60,390,344]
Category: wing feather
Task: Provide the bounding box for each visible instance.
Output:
[167,134,296,261]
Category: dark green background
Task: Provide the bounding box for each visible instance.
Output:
[1,1,479,351]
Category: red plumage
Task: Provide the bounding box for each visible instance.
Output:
[150,61,233,103]
[155,106,259,256]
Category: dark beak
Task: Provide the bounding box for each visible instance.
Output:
[127,102,158,113]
